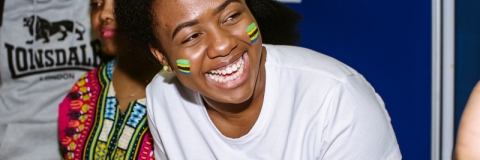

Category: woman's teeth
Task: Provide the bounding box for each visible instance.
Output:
[208,57,244,83]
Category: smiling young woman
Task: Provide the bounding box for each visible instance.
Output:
[116,0,402,159]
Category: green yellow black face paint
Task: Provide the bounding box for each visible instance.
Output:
[176,59,190,74]
[246,22,259,44]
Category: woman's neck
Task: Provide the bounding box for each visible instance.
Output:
[115,57,150,87]
[202,47,268,138]
[112,56,159,113]
[203,88,265,138]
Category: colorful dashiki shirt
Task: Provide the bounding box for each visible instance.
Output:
[58,60,154,160]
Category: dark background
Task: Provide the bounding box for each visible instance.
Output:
[285,1,431,159]
[454,0,480,143]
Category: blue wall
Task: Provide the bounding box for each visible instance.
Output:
[455,0,480,139]
[286,1,431,159]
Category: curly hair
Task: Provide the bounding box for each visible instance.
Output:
[115,0,302,64]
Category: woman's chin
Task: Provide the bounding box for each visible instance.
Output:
[203,91,253,106]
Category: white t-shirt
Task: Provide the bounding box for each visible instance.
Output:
[0,0,100,159]
[146,44,402,160]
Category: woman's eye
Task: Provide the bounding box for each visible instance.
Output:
[181,33,201,44]
[224,12,241,23]
[90,2,102,9]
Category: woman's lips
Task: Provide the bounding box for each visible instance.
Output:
[205,52,249,89]
[101,27,116,38]
[207,56,244,82]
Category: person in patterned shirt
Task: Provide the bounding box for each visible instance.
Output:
[57,0,161,159]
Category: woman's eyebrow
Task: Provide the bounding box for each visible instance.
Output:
[213,0,241,15]
[172,20,199,39]
[171,0,241,40]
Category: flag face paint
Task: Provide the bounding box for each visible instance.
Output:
[176,59,190,74]
[246,22,259,44]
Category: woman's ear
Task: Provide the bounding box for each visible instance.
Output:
[150,46,164,63]
[150,46,173,72]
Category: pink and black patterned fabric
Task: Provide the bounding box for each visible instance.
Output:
[58,60,154,160]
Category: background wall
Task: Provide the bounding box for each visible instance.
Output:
[283,1,431,159]
[454,0,480,141]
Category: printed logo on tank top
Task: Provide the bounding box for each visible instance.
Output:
[23,15,86,44]
[3,15,103,81]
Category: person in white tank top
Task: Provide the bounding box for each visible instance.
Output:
[0,0,100,159]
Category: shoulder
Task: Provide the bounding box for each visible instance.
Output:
[263,44,360,81]
[146,72,195,107]
[146,72,201,126]
[59,65,103,109]
[456,81,480,159]
[59,66,101,107]
[147,71,181,93]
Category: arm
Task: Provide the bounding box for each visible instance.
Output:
[58,73,89,159]
[456,81,480,160]
[320,75,401,159]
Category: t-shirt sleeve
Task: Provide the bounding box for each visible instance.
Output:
[319,75,402,159]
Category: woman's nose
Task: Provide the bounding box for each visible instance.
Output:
[99,3,115,22]
[206,28,237,58]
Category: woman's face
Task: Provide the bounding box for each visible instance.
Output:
[90,0,125,55]
[151,0,265,104]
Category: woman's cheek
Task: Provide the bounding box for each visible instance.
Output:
[245,22,260,44]
[176,59,191,75]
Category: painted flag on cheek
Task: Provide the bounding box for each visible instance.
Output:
[246,22,259,44]
[176,59,191,74]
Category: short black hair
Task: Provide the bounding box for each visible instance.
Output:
[115,0,302,63]
[246,0,302,45]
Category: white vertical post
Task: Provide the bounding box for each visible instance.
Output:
[442,0,455,159]
[431,0,442,158]
[432,0,455,159]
